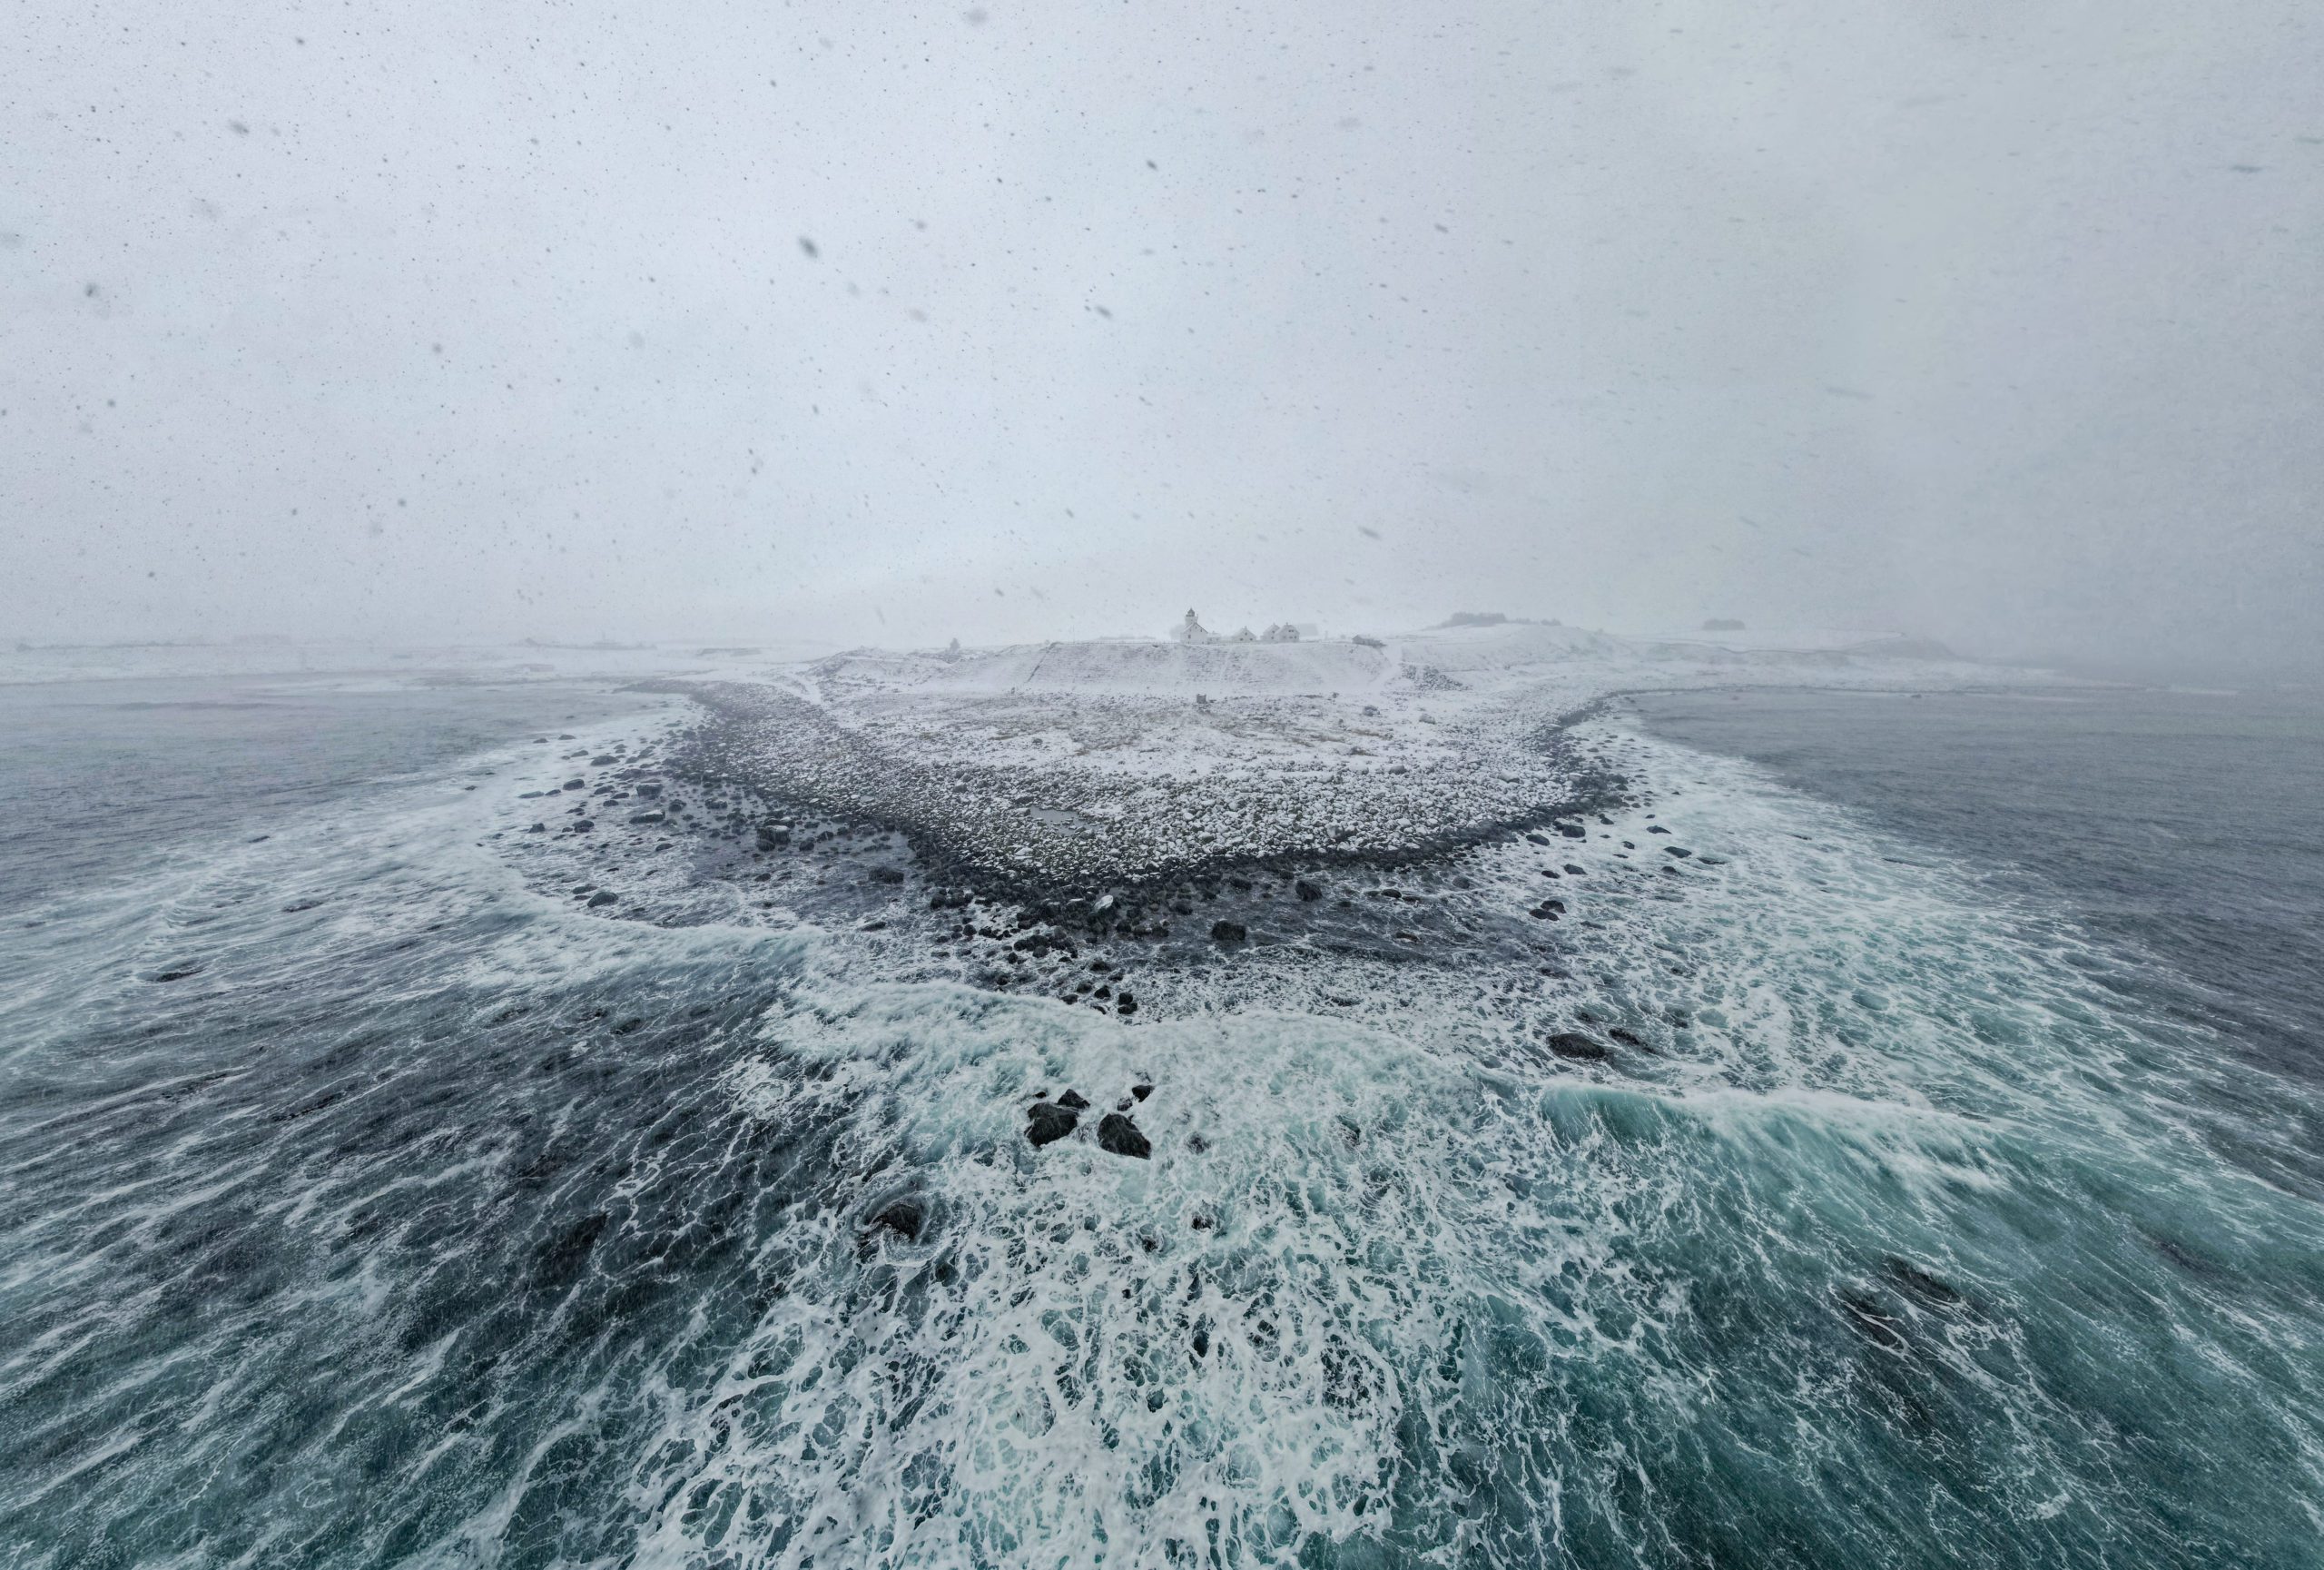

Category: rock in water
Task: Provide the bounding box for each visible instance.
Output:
[1209,920,1247,943]
[1025,1102,1078,1147]
[871,1200,924,1241]
[1057,1089,1090,1111]
[1097,1113,1151,1159]
[1884,1257,1965,1306]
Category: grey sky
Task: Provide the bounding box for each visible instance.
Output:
[5,0,2319,674]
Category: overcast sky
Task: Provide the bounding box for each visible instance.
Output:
[5,0,2319,673]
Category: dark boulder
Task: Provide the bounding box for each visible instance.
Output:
[1556,822,1586,839]
[1663,846,1693,859]
[1647,824,1670,834]
[1295,880,1323,902]
[1132,1083,1153,1101]
[1884,1258,1965,1306]
[1608,1026,1645,1047]
[1563,863,1585,875]
[1057,1090,1090,1111]
[868,865,905,884]
[1116,992,1137,1015]
[1025,1102,1078,1147]
[871,1200,925,1241]
[1209,920,1247,943]
[586,891,619,908]
[1545,1032,1608,1061]
[1097,1113,1151,1159]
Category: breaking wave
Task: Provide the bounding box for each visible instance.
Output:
[3,716,2319,1567]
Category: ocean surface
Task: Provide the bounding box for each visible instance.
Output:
[4,675,2321,1567]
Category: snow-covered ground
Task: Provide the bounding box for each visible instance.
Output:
[671,622,2034,893]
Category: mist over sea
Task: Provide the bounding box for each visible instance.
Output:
[3,675,2320,1567]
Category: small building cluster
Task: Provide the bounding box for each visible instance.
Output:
[1172,609,1303,644]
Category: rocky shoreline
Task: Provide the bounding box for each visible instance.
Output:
[497,689,1689,1043]
[493,627,2008,1064]
[654,680,1635,903]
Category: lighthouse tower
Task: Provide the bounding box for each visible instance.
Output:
[1172,608,1214,644]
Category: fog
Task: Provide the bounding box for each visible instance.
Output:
[5,0,2319,676]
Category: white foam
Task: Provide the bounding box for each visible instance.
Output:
[23,688,2318,1567]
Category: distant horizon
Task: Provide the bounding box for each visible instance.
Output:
[12,622,2322,691]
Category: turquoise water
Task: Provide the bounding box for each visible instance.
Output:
[2,678,2319,1566]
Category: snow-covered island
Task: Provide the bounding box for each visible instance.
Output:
[658,617,2005,901]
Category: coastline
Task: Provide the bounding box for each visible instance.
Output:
[475,624,2046,1035]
